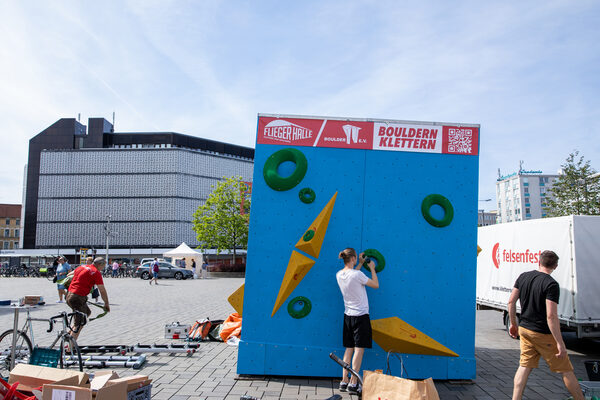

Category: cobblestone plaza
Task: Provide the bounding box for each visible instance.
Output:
[0,277,597,399]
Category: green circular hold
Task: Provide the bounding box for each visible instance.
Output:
[263,148,308,191]
[421,194,454,228]
[299,187,316,204]
[287,296,312,319]
[303,229,315,242]
[362,248,386,273]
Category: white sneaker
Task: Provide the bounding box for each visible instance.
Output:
[56,300,63,303]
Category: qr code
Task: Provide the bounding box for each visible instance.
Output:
[448,128,473,153]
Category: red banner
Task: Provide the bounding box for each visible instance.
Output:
[257,116,478,156]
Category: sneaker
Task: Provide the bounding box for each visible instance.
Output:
[56,300,63,303]
[339,381,348,392]
[348,383,361,394]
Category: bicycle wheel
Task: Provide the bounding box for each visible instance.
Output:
[0,329,33,377]
[60,335,83,371]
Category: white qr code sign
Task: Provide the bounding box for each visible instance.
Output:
[447,128,473,153]
[52,389,76,400]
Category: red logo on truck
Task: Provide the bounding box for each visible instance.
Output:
[492,243,500,269]
[492,243,542,269]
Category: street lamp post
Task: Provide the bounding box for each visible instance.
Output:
[105,215,111,264]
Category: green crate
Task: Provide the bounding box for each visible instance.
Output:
[30,347,61,368]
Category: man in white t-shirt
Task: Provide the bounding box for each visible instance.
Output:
[336,248,379,394]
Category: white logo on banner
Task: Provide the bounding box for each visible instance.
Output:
[342,124,361,144]
[264,120,312,143]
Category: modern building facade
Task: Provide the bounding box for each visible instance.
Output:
[24,117,254,249]
[0,204,22,249]
[496,170,558,223]
[477,210,497,226]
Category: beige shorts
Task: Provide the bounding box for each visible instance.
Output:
[518,326,573,372]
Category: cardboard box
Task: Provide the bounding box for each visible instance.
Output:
[22,295,42,305]
[42,371,151,400]
[9,364,88,392]
[106,375,152,392]
[42,381,127,400]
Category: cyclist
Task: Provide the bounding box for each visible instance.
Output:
[65,257,110,339]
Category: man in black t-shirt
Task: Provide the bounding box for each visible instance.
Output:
[508,250,583,400]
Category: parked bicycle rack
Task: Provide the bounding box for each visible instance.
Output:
[64,354,147,369]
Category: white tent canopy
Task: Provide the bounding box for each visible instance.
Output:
[163,243,203,269]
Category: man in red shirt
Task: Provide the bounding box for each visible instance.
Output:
[66,257,110,339]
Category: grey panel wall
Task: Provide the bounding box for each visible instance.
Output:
[36,222,196,247]
[36,148,253,248]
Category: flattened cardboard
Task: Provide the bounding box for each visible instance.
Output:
[90,371,119,390]
[105,375,151,392]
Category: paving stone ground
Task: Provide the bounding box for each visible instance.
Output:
[1,276,598,399]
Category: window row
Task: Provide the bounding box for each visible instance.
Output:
[40,149,253,179]
[36,221,198,247]
[39,174,221,199]
[37,198,204,222]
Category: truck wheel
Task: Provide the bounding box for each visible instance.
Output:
[504,312,520,339]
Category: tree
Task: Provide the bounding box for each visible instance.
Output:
[192,176,251,263]
[546,151,600,217]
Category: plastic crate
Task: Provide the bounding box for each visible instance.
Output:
[580,381,600,397]
[585,361,600,381]
[127,384,151,400]
[30,347,61,368]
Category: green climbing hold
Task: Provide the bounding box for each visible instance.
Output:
[299,187,316,204]
[287,296,312,319]
[303,229,315,242]
[421,194,454,228]
[263,148,308,191]
[362,248,386,273]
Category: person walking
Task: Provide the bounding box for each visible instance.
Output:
[201,260,208,279]
[336,248,379,394]
[55,256,72,303]
[508,250,584,400]
[66,257,110,340]
[111,260,119,278]
[191,259,197,279]
[149,258,160,285]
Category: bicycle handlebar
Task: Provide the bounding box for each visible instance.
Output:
[46,311,88,333]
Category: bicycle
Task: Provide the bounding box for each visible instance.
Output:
[0,308,85,376]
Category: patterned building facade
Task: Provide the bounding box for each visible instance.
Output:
[24,117,254,249]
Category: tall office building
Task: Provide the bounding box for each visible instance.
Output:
[24,117,254,249]
[495,170,558,223]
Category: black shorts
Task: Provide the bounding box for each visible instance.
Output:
[66,292,91,327]
[343,314,372,348]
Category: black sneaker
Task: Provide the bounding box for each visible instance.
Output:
[339,381,348,391]
[348,383,361,394]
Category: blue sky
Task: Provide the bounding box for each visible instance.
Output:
[1,0,599,209]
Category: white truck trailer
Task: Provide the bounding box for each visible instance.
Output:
[476,215,600,338]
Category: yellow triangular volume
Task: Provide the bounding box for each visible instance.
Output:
[371,317,459,357]
[271,251,316,317]
[227,283,245,316]
[477,245,482,256]
[294,192,338,258]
